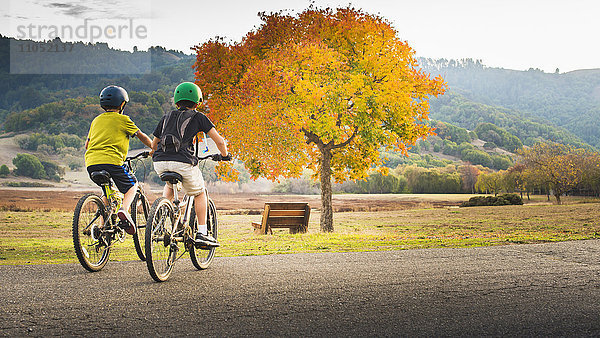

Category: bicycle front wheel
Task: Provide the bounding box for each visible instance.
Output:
[73,193,110,272]
[132,191,149,261]
[145,197,176,282]
[190,198,218,270]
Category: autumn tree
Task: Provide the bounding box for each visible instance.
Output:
[579,150,600,196]
[503,163,527,198]
[193,7,445,232]
[475,171,504,196]
[459,163,479,193]
[519,142,584,204]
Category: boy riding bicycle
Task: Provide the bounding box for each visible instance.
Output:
[85,85,152,235]
[150,82,230,247]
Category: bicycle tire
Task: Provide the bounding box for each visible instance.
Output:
[190,198,218,270]
[72,193,110,272]
[145,197,176,282]
[131,191,149,261]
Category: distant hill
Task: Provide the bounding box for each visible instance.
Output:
[420,58,600,149]
[0,35,195,114]
[428,91,590,149]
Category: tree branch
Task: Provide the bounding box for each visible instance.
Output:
[302,128,323,147]
[331,126,359,149]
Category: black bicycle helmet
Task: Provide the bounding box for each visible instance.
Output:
[99,85,129,111]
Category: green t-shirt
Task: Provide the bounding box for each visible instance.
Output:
[85,111,140,166]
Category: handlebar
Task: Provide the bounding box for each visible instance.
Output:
[197,153,232,162]
[126,151,150,161]
[126,151,229,162]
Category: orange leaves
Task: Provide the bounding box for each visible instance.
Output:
[215,162,239,182]
[193,7,445,183]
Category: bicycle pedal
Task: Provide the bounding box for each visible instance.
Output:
[194,240,219,249]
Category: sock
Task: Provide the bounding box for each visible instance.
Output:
[198,224,208,235]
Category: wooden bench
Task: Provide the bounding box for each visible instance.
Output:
[251,202,310,235]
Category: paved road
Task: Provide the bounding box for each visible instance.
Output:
[1,240,599,337]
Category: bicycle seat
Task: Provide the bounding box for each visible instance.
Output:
[160,171,183,184]
[90,170,111,185]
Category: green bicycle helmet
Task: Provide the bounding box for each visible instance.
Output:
[174,82,203,104]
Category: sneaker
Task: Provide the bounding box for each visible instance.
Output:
[117,209,136,235]
[195,233,220,247]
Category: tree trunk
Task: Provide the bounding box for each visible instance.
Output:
[319,147,334,232]
[555,193,562,205]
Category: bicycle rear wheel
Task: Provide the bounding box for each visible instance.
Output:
[145,197,176,282]
[73,193,110,272]
[190,199,218,270]
[132,191,149,261]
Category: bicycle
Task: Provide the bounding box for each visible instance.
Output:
[145,154,225,282]
[72,151,151,272]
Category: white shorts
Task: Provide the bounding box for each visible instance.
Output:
[153,161,205,196]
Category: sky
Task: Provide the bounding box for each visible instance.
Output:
[1,0,598,73]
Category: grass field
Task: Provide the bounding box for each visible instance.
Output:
[1,195,599,265]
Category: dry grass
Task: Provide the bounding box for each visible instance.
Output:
[1,196,598,265]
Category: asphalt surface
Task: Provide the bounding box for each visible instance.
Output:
[1,240,599,337]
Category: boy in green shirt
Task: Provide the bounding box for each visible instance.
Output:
[85,85,152,234]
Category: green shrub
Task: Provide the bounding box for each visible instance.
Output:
[461,193,523,207]
[12,153,46,179]
[0,164,10,177]
[40,159,64,182]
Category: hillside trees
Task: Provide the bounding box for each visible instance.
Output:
[13,153,46,179]
[428,92,590,149]
[474,123,523,152]
[12,153,64,181]
[420,58,600,149]
[194,7,445,232]
[15,133,83,152]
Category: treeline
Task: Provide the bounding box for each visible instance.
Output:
[4,91,168,137]
[474,123,522,152]
[275,141,600,198]
[276,164,479,194]
[0,35,194,114]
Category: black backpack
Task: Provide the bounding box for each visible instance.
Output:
[159,109,197,153]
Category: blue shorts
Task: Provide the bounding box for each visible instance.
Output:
[87,164,137,194]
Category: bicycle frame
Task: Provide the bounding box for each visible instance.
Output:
[169,154,214,243]
[92,152,148,244]
[99,151,148,225]
[102,184,122,213]
[168,184,210,249]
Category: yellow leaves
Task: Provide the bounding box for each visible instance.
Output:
[193,7,445,183]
